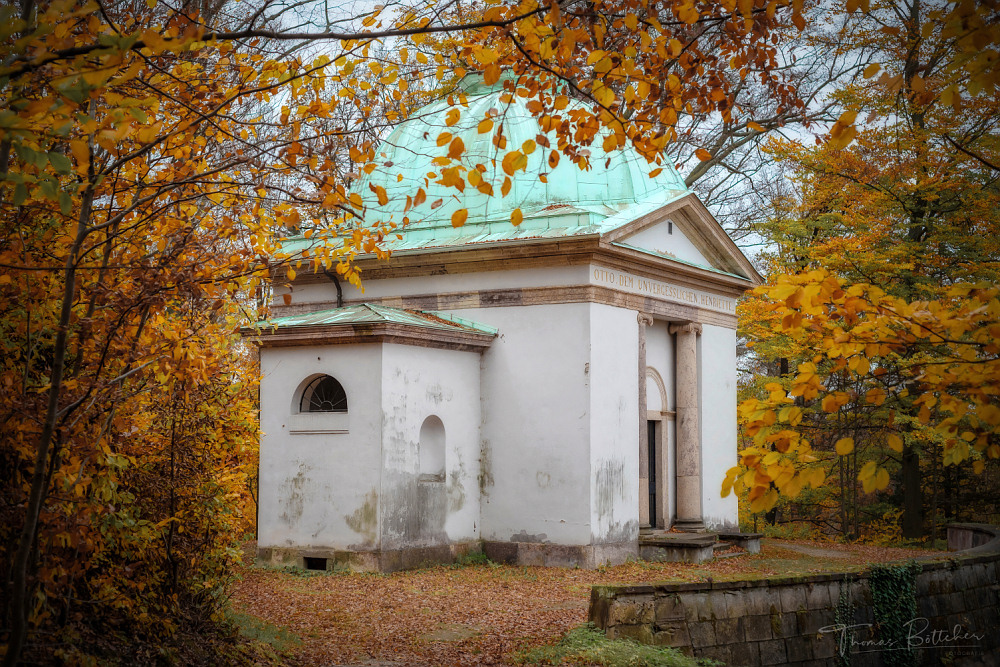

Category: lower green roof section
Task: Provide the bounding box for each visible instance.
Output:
[255,303,498,336]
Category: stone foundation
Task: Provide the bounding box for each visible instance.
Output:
[257,541,482,573]
[483,540,637,569]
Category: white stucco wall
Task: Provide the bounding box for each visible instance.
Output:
[457,303,594,545]
[258,345,384,551]
[588,303,640,546]
[379,343,481,549]
[622,219,712,268]
[699,323,739,528]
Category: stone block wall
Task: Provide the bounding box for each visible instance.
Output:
[589,524,1000,666]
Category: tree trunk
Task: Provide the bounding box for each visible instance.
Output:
[901,444,924,539]
[4,191,93,667]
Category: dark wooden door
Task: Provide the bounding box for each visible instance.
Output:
[647,420,657,528]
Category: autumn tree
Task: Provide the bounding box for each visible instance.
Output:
[0,0,829,660]
[726,0,1000,540]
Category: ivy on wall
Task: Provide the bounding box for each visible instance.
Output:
[870,561,922,667]
[835,576,856,667]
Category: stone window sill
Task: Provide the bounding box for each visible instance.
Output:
[287,412,349,434]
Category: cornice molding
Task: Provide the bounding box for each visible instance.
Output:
[244,322,496,352]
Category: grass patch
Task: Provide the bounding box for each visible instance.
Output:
[514,624,715,666]
[225,608,302,661]
[454,551,496,567]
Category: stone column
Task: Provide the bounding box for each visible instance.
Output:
[637,313,653,528]
[669,321,704,532]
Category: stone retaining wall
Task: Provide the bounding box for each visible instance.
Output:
[589,523,1000,666]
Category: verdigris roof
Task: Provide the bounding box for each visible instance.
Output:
[282,73,691,256]
[251,303,498,336]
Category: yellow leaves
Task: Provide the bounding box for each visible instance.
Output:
[863,63,881,78]
[501,177,512,197]
[451,208,468,228]
[835,437,854,456]
[69,140,90,174]
[483,63,501,86]
[369,183,389,206]
[473,48,500,65]
[511,208,523,226]
[838,110,858,125]
[778,405,803,427]
[286,267,297,281]
[437,167,465,192]
[436,132,452,147]
[695,148,712,161]
[447,136,465,160]
[859,462,889,493]
[865,387,886,406]
[445,108,461,126]
[677,4,700,24]
[348,193,364,209]
[477,118,494,134]
[765,381,788,403]
[501,150,527,175]
[849,355,871,376]
[887,434,903,452]
[749,486,779,513]
[592,82,615,108]
[828,111,859,149]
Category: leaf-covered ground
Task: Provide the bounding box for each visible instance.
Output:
[230,540,942,666]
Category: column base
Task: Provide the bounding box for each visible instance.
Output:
[671,519,706,533]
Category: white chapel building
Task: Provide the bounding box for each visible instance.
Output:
[247,75,762,571]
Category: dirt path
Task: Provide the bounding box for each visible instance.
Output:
[230,540,942,666]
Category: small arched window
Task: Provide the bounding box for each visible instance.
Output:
[299,375,348,413]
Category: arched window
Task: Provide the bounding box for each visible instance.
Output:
[418,416,445,482]
[299,375,348,413]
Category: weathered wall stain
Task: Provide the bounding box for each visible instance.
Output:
[345,488,378,545]
[448,449,466,512]
[478,438,494,497]
[278,462,310,524]
[595,520,639,545]
[426,383,453,404]
[595,459,625,522]
[536,471,551,488]
[510,530,549,543]
[382,476,448,548]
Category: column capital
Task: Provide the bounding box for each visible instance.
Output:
[669,321,702,336]
[637,313,654,327]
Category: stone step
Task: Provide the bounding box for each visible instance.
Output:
[638,530,718,564]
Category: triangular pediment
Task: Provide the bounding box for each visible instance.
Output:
[600,192,761,283]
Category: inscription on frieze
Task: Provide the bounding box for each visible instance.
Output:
[591,267,735,314]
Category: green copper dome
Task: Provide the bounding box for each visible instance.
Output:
[353,74,690,243]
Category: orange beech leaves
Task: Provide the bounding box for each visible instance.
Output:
[727,272,1000,512]
[726,0,1000,520]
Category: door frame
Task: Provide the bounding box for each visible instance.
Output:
[640,367,675,528]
